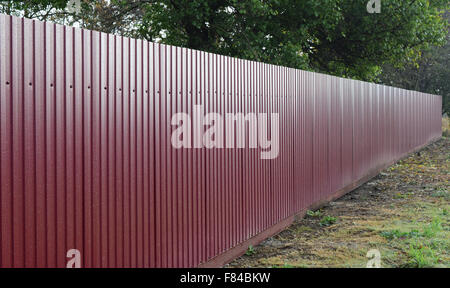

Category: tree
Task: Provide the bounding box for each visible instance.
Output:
[0,0,70,20]
[1,0,448,83]
[107,0,449,81]
[379,11,450,115]
[308,0,449,80]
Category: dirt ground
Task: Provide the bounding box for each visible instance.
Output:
[228,136,449,268]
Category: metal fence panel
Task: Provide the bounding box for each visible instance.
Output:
[0,14,443,267]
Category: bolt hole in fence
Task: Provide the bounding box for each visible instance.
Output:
[0,14,442,268]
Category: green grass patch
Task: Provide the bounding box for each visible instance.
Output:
[407,242,440,268]
[380,218,442,240]
[379,214,448,267]
[319,216,337,227]
[380,229,420,240]
[431,188,449,199]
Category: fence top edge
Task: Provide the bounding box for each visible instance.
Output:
[0,12,443,99]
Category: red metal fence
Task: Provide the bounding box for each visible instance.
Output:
[0,14,442,268]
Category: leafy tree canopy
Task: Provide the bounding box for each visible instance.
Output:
[380,11,450,115]
[0,0,448,83]
[0,0,68,19]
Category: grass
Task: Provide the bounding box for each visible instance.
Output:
[246,198,449,268]
[422,218,442,238]
[380,229,420,240]
[229,138,449,268]
[292,225,314,234]
[394,192,413,199]
[380,212,448,267]
[407,242,439,268]
[431,188,449,199]
[380,218,442,240]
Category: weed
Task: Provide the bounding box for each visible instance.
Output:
[380,229,420,240]
[394,192,413,199]
[431,188,449,199]
[380,218,442,240]
[407,242,439,268]
[393,193,406,199]
[319,216,337,227]
[306,210,322,217]
[422,218,442,238]
[245,245,256,256]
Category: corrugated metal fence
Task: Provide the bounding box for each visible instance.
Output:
[0,14,442,267]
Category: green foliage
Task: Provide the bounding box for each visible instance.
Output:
[245,245,256,256]
[379,11,450,115]
[393,192,413,199]
[1,0,447,82]
[306,210,322,217]
[380,215,447,267]
[0,0,70,20]
[407,242,439,268]
[431,187,449,199]
[381,218,442,240]
[136,0,449,80]
[422,218,442,238]
[319,215,337,226]
[380,229,420,240]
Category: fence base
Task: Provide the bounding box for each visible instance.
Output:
[199,136,442,267]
